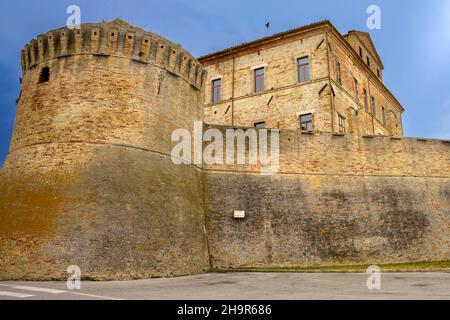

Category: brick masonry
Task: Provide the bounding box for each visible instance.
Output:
[0,21,210,280]
[0,20,448,280]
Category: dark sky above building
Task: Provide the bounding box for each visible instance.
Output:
[1,0,449,165]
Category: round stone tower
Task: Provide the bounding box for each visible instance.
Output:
[0,20,210,280]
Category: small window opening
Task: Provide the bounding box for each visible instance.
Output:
[38,67,50,83]
[338,114,346,133]
[254,122,266,129]
[299,113,313,132]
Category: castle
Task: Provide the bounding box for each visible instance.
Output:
[0,19,448,280]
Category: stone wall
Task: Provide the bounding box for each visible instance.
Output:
[0,21,210,280]
[0,20,448,280]
[202,126,450,268]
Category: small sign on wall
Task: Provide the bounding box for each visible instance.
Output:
[234,210,245,219]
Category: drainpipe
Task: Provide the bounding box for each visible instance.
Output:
[231,54,236,126]
[325,32,335,133]
[368,76,375,135]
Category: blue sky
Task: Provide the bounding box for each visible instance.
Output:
[1,0,449,166]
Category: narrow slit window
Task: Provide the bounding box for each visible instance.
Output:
[354,78,359,99]
[336,59,341,85]
[338,114,346,133]
[297,56,310,83]
[38,67,50,83]
[363,89,368,111]
[371,96,376,116]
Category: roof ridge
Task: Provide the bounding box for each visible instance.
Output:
[198,20,332,61]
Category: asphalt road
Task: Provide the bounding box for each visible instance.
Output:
[0,272,449,300]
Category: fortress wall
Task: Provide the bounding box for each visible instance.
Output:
[0,23,210,280]
[202,127,450,268]
[1,21,449,279]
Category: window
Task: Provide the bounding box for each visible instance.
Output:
[297,56,310,83]
[338,114,346,133]
[299,113,313,132]
[377,69,381,78]
[359,47,363,58]
[363,89,368,111]
[382,106,386,126]
[353,78,359,99]
[336,60,341,85]
[38,67,50,83]
[371,96,376,115]
[254,122,266,129]
[254,67,265,93]
[366,56,371,67]
[211,79,221,103]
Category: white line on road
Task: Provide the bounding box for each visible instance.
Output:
[0,284,120,300]
[0,291,35,298]
[11,286,67,294]
[68,292,123,300]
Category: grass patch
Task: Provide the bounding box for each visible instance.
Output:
[215,260,450,273]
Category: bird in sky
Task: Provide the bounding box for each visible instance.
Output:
[265,22,270,29]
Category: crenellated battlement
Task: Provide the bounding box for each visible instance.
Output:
[20,20,207,90]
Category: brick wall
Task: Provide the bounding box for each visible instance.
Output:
[0,22,210,280]
[202,127,450,268]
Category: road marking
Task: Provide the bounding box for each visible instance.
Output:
[0,284,120,300]
[68,292,123,300]
[11,286,67,294]
[0,291,35,298]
